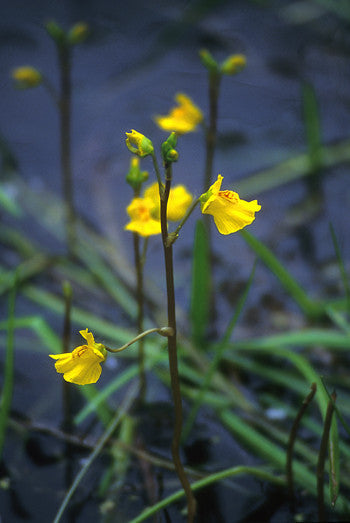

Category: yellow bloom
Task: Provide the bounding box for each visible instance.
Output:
[125,130,154,157]
[49,329,107,385]
[154,93,203,134]
[125,197,161,236]
[200,175,261,235]
[12,66,42,89]
[144,182,193,221]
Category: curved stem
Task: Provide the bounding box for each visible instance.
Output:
[151,153,165,196]
[106,327,171,354]
[160,164,196,523]
[167,198,200,246]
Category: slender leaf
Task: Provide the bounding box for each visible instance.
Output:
[190,220,210,346]
[240,229,323,318]
[0,272,17,459]
[302,81,323,172]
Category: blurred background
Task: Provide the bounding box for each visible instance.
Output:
[1,0,350,521]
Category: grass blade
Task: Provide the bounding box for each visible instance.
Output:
[302,81,323,173]
[183,261,256,440]
[53,382,138,523]
[240,229,323,318]
[190,220,210,346]
[0,272,17,459]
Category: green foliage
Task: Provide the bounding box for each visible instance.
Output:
[190,219,210,347]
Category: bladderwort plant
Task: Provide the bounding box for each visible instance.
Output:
[154,51,247,338]
[50,127,260,522]
[12,20,89,255]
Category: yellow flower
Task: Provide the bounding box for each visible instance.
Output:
[144,182,193,221]
[125,130,154,157]
[200,175,261,235]
[12,66,42,89]
[220,54,246,75]
[125,197,161,236]
[49,329,107,385]
[154,93,203,134]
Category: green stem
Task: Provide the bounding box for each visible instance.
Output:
[58,43,76,254]
[61,281,74,498]
[151,153,165,196]
[62,282,73,434]
[202,71,221,335]
[133,231,146,401]
[317,391,336,522]
[106,327,172,353]
[160,163,196,523]
[286,383,317,507]
[167,198,200,246]
[204,71,221,194]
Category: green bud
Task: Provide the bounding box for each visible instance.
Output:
[165,132,177,148]
[45,20,67,45]
[68,22,89,45]
[199,49,219,74]
[62,280,72,300]
[126,157,149,192]
[161,133,179,164]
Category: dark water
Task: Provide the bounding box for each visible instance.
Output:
[1,0,350,521]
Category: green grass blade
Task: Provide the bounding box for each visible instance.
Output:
[21,285,138,347]
[53,382,138,523]
[183,261,256,440]
[130,466,284,523]
[0,187,21,216]
[302,81,323,172]
[0,273,17,459]
[240,229,323,318]
[234,138,350,197]
[329,223,350,316]
[190,220,210,346]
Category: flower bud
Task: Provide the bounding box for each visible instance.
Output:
[45,20,66,45]
[199,49,219,74]
[220,54,246,75]
[126,157,149,192]
[161,133,179,164]
[11,66,42,89]
[68,22,89,45]
[125,130,154,157]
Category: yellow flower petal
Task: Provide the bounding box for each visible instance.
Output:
[143,182,193,221]
[49,330,106,385]
[200,175,261,234]
[124,196,161,236]
[125,130,154,157]
[79,328,95,346]
[167,185,193,221]
[154,93,203,134]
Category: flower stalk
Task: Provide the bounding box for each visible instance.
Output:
[57,41,76,255]
[106,327,173,354]
[158,160,196,523]
[204,70,221,195]
[133,231,146,401]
